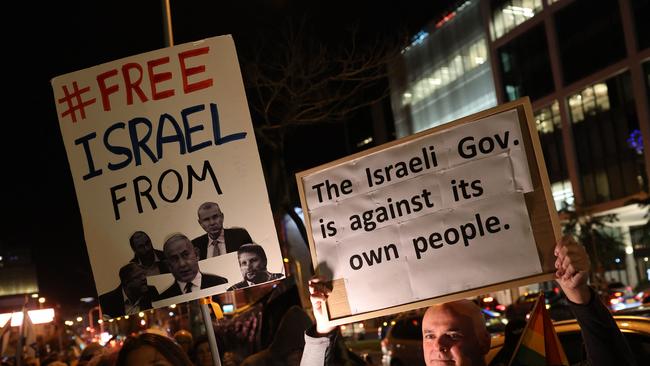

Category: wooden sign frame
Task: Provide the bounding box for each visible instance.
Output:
[296,98,560,326]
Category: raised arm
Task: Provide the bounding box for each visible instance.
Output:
[554,235,637,366]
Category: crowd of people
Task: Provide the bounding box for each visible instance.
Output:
[3,235,639,366]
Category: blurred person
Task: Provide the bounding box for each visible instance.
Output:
[240,305,312,366]
[228,244,284,290]
[87,348,119,366]
[128,231,169,275]
[173,330,193,355]
[99,263,159,318]
[158,234,228,300]
[192,202,253,259]
[191,336,212,366]
[78,343,104,366]
[116,333,192,366]
[300,236,636,366]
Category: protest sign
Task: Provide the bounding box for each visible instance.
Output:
[51,35,284,318]
[296,99,559,325]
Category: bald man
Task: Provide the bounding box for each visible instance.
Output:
[422,300,490,365]
[300,236,636,366]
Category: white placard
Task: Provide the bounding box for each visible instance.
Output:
[51,35,283,318]
[300,108,541,316]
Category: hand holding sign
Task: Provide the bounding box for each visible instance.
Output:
[554,235,592,304]
[308,276,336,335]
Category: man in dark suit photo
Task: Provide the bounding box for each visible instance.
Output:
[158,233,228,300]
[228,244,284,291]
[129,230,169,275]
[99,263,159,319]
[192,202,253,259]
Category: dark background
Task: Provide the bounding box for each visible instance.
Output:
[2,0,455,312]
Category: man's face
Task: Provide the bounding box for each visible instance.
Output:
[165,238,200,283]
[238,252,265,283]
[131,232,154,258]
[123,266,148,299]
[422,302,489,366]
[198,205,224,238]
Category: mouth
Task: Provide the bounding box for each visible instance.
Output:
[428,359,455,365]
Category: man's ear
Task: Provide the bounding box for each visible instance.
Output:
[194,246,200,257]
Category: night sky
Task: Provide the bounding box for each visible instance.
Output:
[2,0,454,314]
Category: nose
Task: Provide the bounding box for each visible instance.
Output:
[434,335,452,353]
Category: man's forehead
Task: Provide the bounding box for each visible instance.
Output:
[423,303,479,330]
[166,239,191,253]
[240,252,259,259]
[199,205,222,217]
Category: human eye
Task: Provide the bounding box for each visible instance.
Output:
[423,332,435,340]
[447,331,464,340]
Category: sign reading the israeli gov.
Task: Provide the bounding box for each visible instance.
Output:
[297,100,559,324]
[51,35,284,319]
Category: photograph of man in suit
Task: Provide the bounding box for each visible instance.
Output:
[228,244,284,291]
[158,233,228,300]
[99,263,159,318]
[192,202,253,259]
[129,231,169,275]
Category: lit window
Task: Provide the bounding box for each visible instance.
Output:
[568,94,584,123]
[401,38,489,106]
[551,180,574,210]
[581,87,596,116]
[491,0,543,40]
[534,101,561,134]
[593,83,610,111]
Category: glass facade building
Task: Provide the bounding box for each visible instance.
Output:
[389,0,650,286]
[389,0,497,137]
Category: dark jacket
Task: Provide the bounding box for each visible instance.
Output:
[157,273,228,300]
[98,285,158,319]
[192,228,253,259]
[228,272,284,291]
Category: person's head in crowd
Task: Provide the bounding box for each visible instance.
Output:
[163,234,200,283]
[87,347,120,366]
[197,202,224,239]
[191,335,213,366]
[129,231,155,261]
[237,243,269,284]
[173,329,193,354]
[78,342,104,366]
[116,332,193,366]
[119,263,148,301]
[422,300,491,366]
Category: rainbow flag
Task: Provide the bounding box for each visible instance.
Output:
[509,293,569,366]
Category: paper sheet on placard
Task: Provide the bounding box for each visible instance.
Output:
[402,192,541,302]
[336,225,414,314]
[302,109,531,211]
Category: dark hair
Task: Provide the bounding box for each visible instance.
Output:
[118,263,142,284]
[116,333,193,366]
[237,243,267,266]
[163,233,192,253]
[128,231,150,249]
